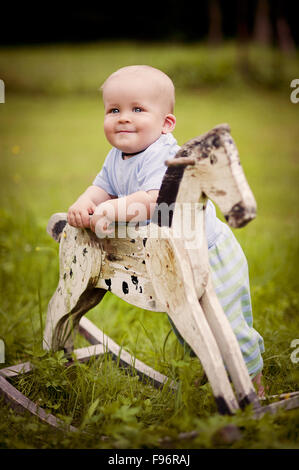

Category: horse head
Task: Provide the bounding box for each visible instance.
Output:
[159,124,257,229]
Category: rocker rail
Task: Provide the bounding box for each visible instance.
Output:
[0,316,176,432]
[1,323,299,432]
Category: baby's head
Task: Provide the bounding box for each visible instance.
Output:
[101,65,176,154]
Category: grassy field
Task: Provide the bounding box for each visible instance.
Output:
[0,42,299,449]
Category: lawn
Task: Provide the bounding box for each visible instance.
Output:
[0,41,299,449]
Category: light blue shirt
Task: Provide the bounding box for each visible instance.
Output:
[93,133,223,248]
[93,133,179,197]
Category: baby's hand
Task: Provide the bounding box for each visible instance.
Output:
[90,202,115,237]
[90,214,114,238]
[67,197,96,228]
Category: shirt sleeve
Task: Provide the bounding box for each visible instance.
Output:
[137,137,180,192]
[92,149,117,196]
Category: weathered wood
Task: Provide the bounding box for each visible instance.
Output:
[200,276,261,410]
[43,223,106,352]
[145,228,239,414]
[0,344,106,432]
[18,122,295,426]
[79,316,176,390]
[166,126,260,410]
[47,214,162,311]
[71,344,105,362]
[158,124,256,229]
[47,212,68,242]
[0,362,33,378]
[95,225,164,312]
[165,156,196,167]
[42,124,260,416]
[0,375,77,431]
[254,395,299,418]
[260,391,299,401]
[197,127,257,228]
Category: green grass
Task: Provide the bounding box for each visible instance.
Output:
[0,41,299,449]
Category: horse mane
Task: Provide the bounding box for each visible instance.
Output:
[152,164,185,227]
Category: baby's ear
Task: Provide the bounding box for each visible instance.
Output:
[162,114,176,134]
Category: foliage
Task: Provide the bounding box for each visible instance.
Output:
[0,42,298,96]
[0,42,299,449]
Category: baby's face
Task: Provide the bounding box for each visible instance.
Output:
[102,74,174,154]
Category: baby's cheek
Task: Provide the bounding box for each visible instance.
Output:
[103,119,113,135]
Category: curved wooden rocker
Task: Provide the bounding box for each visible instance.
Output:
[1,124,299,431]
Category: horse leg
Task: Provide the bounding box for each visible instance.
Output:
[43,223,104,353]
[145,231,239,414]
[177,210,261,411]
[199,278,261,410]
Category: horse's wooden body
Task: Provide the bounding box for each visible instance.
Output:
[2,123,299,431]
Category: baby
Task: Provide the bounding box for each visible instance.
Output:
[67,65,177,234]
[67,65,265,396]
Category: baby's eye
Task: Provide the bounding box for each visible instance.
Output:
[110,108,119,114]
[133,107,142,113]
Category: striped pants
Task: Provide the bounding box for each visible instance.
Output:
[169,222,265,378]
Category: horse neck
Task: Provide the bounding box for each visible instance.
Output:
[175,165,205,205]
[153,164,206,228]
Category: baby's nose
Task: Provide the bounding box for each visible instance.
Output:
[118,112,131,122]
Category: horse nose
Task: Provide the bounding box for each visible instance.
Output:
[224,202,256,228]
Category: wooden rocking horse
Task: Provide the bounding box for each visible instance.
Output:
[1,124,298,431]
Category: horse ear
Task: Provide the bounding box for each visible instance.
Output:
[165,157,196,167]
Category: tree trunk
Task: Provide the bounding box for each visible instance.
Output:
[254,0,272,46]
[274,0,295,54]
[236,0,250,78]
[208,0,222,45]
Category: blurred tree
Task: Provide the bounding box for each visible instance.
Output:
[208,0,223,45]
[1,1,298,45]
[236,0,250,77]
[254,0,273,46]
[274,0,295,54]
[236,0,249,44]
